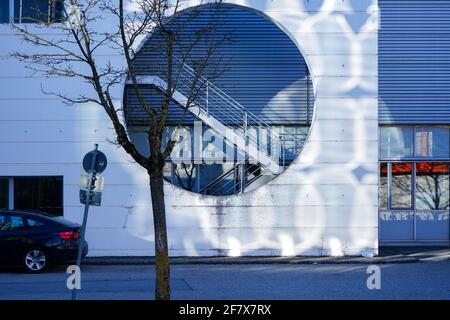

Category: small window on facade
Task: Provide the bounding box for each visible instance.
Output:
[14,0,64,23]
[14,176,63,216]
[0,215,26,231]
[415,127,450,158]
[0,0,9,23]
[0,178,8,210]
[380,127,414,159]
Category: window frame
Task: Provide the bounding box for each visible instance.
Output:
[385,162,415,211]
[380,125,450,161]
[380,126,414,160]
[380,161,450,212]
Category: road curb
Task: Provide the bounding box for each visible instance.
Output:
[82,256,420,265]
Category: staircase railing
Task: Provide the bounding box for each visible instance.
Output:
[167,55,283,166]
[199,161,276,196]
[199,162,243,195]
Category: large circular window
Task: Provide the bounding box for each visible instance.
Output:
[124,3,314,196]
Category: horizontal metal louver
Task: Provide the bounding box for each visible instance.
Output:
[379,0,450,124]
[125,4,313,127]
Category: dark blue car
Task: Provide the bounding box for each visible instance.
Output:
[0,211,88,272]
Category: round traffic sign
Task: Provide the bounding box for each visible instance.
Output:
[83,150,108,173]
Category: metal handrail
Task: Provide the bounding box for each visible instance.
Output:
[168,55,283,163]
[218,163,269,195]
[199,162,243,194]
[201,161,274,195]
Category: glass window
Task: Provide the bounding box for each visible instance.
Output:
[199,163,237,195]
[173,163,197,192]
[0,178,8,210]
[0,215,25,231]
[380,127,414,159]
[0,215,11,231]
[0,0,9,23]
[415,127,450,158]
[10,216,24,230]
[416,162,449,210]
[280,126,308,161]
[391,163,413,209]
[14,0,64,23]
[380,163,388,210]
[14,176,63,216]
[27,218,45,228]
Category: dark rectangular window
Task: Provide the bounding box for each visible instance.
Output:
[14,0,64,23]
[0,0,9,23]
[14,176,63,216]
[0,178,8,210]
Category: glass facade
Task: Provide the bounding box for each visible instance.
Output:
[13,176,63,216]
[380,127,414,159]
[159,125,308,195]
[379,126,450,242]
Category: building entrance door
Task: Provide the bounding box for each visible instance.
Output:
[379,162,450,245]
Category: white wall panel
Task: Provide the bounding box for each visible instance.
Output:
[0,0,379,256]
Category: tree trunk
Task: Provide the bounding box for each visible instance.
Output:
[149,168,170,300]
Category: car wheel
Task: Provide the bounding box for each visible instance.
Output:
[23,248,50,273]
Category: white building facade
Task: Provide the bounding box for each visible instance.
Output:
[0,0,381,256]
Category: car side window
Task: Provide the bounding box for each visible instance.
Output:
[27,219,45,228]
[0,215,11,231]
[10,216,25,230]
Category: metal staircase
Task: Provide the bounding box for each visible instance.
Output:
[198,162,277,196]
[129,56,285,193]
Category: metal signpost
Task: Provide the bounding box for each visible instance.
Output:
[72,144,107,300]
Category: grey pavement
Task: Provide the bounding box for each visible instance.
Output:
[81,247,450,265]
[1,260,449,300]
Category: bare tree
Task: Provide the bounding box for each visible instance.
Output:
[11,0,232,299]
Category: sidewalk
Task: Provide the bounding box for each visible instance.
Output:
[83,246,450,265]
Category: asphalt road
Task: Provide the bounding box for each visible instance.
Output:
[0,261,449,300]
